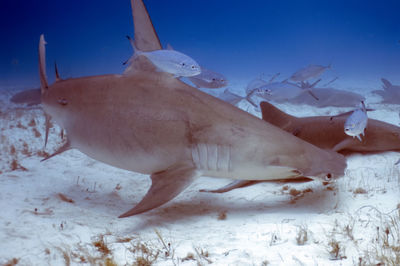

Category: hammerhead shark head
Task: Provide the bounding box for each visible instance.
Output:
[202,101,400,193]
[39,0,346,217]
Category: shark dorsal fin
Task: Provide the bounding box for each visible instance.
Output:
[260,101,297,130]
[131,0,161,51]
[124,0,163,75]
[39,34,48,94]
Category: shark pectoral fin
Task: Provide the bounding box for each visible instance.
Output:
[332,138,354,152]
[119,164,198,218]
[41,140,71,162]
[356,135,362,142]
[199,180,258,193]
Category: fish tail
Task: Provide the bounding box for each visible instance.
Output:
[245,89,258,107]
[38,34,48,94]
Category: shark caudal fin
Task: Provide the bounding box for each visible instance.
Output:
[260,101,297,129]
[39,34,48,94]
[119,164,198,217]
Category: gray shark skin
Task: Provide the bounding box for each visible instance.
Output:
[39,0,346,217]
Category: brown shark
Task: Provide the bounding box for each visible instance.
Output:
[39,0,346,217]
[202,101,400,193]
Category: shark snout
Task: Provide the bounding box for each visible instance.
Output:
[308,150,347,182]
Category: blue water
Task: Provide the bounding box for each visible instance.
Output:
[1,0,399,90]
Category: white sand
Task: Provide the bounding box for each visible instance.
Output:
[0,87,399,265]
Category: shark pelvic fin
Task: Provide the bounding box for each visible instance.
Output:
[119,164,198,218]
[200,180,256,193]
[39,34,48,94]
[41,140,71,162]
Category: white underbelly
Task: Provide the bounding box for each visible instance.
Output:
[191,143,300,180]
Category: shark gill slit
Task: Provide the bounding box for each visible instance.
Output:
[191,144,232,172]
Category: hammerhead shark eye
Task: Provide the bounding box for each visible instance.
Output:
[58,98,68,106]
[191,65,196,69]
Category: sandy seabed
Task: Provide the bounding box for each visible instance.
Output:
[0,86,399,266]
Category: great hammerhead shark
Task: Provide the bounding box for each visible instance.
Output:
[39,0,346,217]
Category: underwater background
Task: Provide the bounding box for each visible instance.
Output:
[1,0,399,91]
[2,1,400,265]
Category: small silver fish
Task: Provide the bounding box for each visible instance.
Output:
[246,78,269,94]
[126,36,201,77]
[250,81,318,103]
[188,67,228,88]
[290,64,331,82]
[344,101,368,141]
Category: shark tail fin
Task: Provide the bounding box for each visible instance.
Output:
[260,101,296,129]
[39,34,48,94]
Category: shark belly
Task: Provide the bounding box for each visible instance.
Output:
[190,142,300,180]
